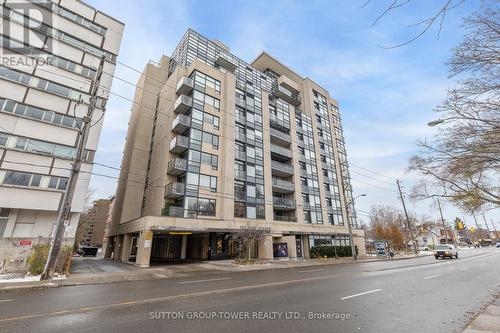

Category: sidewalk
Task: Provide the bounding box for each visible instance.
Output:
[0,252,429,291]
[463,294,500,333]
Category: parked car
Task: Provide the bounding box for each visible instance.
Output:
[434,244,458,259]
[495,243,500,248]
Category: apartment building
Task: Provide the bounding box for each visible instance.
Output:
[107,29,365,267]
[0,0,123,272]
[75,198,111,247]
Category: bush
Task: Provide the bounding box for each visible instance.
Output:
[27,244,73,276]
[309,245,357,258]
[27,244,49,275]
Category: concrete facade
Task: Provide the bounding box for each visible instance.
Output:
[0,0,123,272]
[107,29,365,267]
[74,199,111,247]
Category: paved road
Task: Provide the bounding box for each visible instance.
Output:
[0,248,499,333]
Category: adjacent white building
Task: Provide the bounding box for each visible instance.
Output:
[0,0,123,272]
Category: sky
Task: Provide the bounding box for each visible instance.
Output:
[86,0,498,230]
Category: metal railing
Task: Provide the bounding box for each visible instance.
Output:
[271,160,294,174]
[161,206,184,217]
[273,197,296,209]
[272,178,295,192]
[270,144,292,159]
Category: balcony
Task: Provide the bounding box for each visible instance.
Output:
[164,182,185,199]
[235,97,246,109]
[275,85,300,106]
[215,55,238,72]
[278,75,300,95]
[174,95,192,114]
[269,114,291,132]
[235,132,246,142]
[271,144,292,162]
[169,135,189,154]
[171,114,191,133]
[161,206,184,217]
[271,160,294,177]
[167,158,187,176]
[270,127,291,146]
[273,214,297,222]
[176,76,194,95]
[235,170,246,181]
[273,197,296,210]
[235,151,246,161]
[272,178,295,193]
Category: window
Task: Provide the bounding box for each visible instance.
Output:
[3,171,32,186]
[0,133,8,146]
[48,176,68,190]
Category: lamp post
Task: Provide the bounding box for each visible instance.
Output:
[346,194,367,261]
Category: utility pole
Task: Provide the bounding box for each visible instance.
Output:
[482,214,491,240]
[41,57,105,280]
[472,212,483,245]
[396,179,418,254]
[436,198,449,244]
[490,219,498,241]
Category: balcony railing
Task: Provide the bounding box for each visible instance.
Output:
[235,170,246,180]
[275,85,301,106]
[176,76,194,95]
[167,158,187,176]
[235,132,246,142]
[273,197,296,209]
[269,114,290,131]
[161,206,184,217]
[271,160,294,177]
[273,214,297,222]
[270,127,291,146]
[164,182,185,199]
[174,95,192,114]
[169,135,189,154]
[270,144,292,161]
[171,114,191,133]
[272,178,295,193]
[235,151,246,161]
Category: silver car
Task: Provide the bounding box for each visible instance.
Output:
[434,244,458,259]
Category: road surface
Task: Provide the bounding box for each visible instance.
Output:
[0,247,499,333]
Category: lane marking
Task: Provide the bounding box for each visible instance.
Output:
[0,273,342,323]
[424,274,440,280]
[177,277,232,284]
[460,268,467,271]
[0,299,13,303]
[479,263,485,266]
[297,268,326,273]
[341,289,382,300]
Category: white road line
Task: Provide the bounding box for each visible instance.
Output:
[0,299,13,303]
[424,274,441,280]
[177,277,232,285]
[341,289,382,300]
[297,268,326,273]
[479,263,485,266]
[460,268,467,271]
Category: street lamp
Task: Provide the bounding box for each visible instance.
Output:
[427,119,445,127]
[346,194,367,261]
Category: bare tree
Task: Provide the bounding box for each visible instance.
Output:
[363,0,493,48]
[409,9,500,212]
[228,225,267,261]
[368,205,408,249]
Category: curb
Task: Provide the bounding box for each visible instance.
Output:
[0,254,431,291]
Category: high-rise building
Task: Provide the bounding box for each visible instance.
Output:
[75,198,111,247]
[107,29,364,267]
[0,0,123,272]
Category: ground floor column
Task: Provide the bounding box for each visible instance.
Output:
[258,235,273,260]
[103,237,113,259]
[180,234,187,259]
[120,233,132,263]
[282,235,297,260]
[302,235,310,259]
[112,235,123,261]
[135,229,152,267]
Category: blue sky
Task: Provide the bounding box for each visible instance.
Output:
[86,0,498,229]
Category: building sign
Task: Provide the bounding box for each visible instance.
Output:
[19,239,32,246]
[273,243,288,258]
[240,226,271,233]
